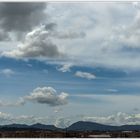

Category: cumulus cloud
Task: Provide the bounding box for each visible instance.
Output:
[0,87,68,108]
[57,63,73,72]
[25,86,69,106]
[0,3,47,34]
[0,68,15,77]
[0,3,87,62]
[75,71,96,80]
[2,26,63,59]
[1,21,86,59]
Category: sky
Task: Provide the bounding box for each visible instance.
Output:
[1,2,140,128]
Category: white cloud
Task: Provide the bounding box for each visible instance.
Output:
[0,112,48,125]
[0,68,15,77]
[1,111,140,127]
[57,63,72,72]
[25,86,69,106]
[75,71,96,80]
[2,21,85,60]
[1,3,140,70]
[0,111,68,126]
[83,112,140,126]
[2,25,63,59]
[0,87,69,108]
[45,3,140,70]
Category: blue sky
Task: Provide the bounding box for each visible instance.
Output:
[0,2,140,127]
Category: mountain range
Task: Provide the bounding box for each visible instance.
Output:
[1,121,140,131]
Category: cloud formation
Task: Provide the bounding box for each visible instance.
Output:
[0,86,69,108]
[25,86,69,106]
[1,111,140,127]
[83,112,140,126]
[75,71,96,80]
[2,26,63,59]
[1,2,140,69]
[0,112,48,125]
[53,112,140,128]
[43,2,140,70]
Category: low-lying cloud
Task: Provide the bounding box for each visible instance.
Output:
[1,111,140,127]
[0,112,48,125]
[83,112,140,126]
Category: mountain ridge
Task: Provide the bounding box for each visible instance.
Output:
[1,121,140,131]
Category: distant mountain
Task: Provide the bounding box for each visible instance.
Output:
[30,123,61,131]
[119,125,140,131]
[3,123,29,129]
[0,123,62,131]
[1,121,140,132]
[67,121,117,131]
[67,121,140,131]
